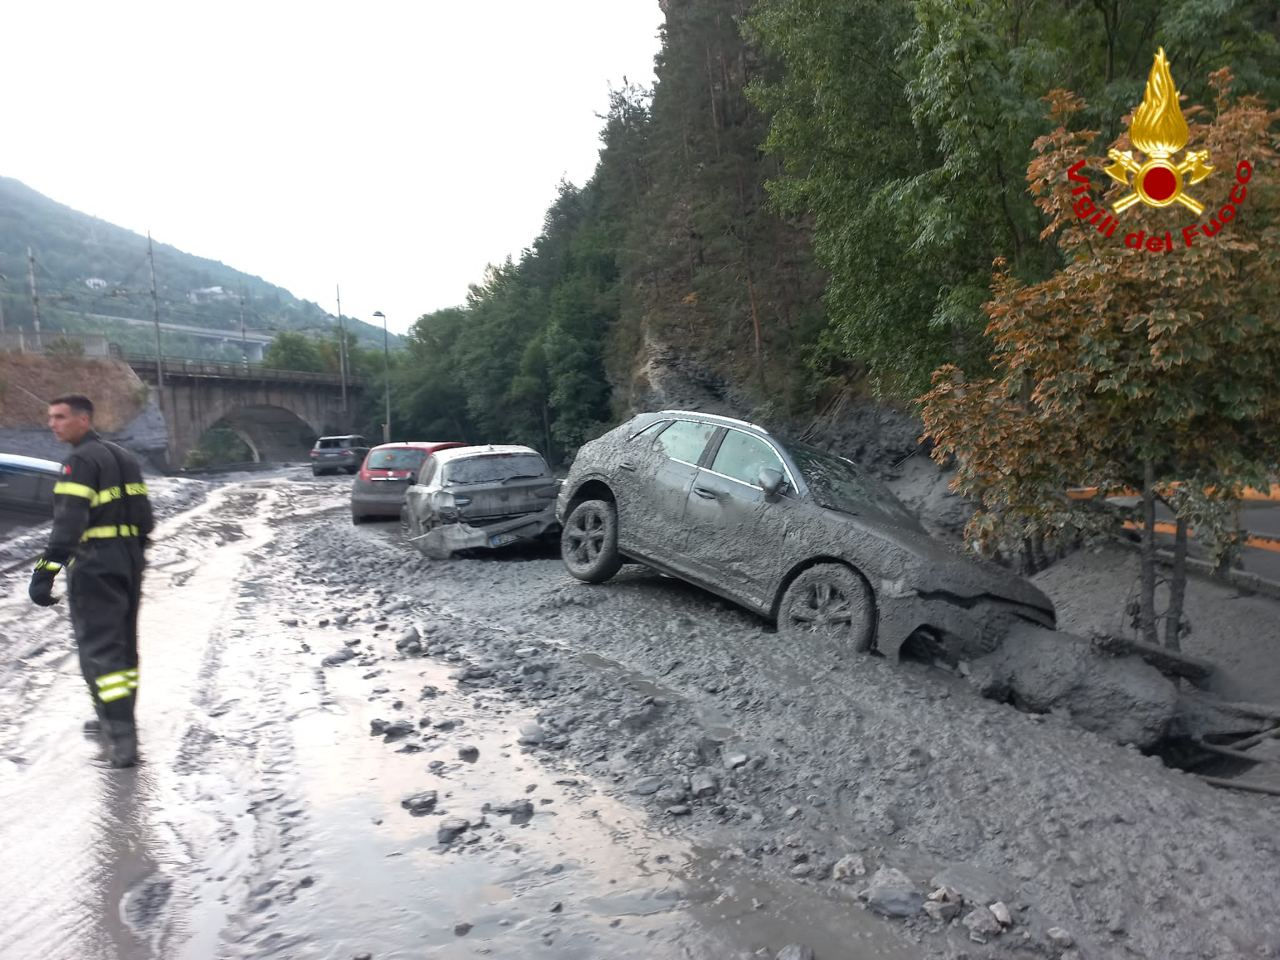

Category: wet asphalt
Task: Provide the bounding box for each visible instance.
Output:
[0,471,917,960]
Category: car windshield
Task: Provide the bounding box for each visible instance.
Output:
[445,453,548,485]
[785,441,920,527]
[368,449,426,470]
[318,437,359,449]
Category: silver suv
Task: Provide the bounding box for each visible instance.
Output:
[310,435,369,476]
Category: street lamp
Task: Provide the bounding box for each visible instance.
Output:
[372,311,391,443]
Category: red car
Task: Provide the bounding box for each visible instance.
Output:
[350,441,467,524]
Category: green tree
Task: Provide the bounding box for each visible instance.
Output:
[749,0,1280,399]
[263,330,325,372]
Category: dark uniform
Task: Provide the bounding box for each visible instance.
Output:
[30,430,153,766]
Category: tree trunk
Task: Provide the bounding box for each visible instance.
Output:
[1139,458,1159,646]
[1165,515,1188,651]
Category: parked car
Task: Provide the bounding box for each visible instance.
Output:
[556,411,1056,661]
[402,445,561,559]
[0,453,62,517]
[350,441,468,524]
[310,435,369,476]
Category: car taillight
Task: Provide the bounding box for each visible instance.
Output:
[309,450,319,458]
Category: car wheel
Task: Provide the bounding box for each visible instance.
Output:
[312,468,324,476]
[351,511,365,525]
[561,499,622,583]
[777,564,875,652]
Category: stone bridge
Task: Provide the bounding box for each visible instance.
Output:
[127,356,360,469]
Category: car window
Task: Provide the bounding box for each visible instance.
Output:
[418,457,438,485]
[786,440,921,528]
[369,449,426,470]
[445,453,549,485]
[711,430,785,488]
[629,419,669,441]
[652,420,717,465]
[318,438,340,449]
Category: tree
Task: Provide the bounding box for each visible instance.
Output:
[263,331,325,372]
[920,74,1280,649]
[749,0,1280,399]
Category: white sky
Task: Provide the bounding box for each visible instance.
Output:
[3,1,663,335]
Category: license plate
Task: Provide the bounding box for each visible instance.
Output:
[489,533,519,547]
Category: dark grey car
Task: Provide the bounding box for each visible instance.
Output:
[0,453,61,517]
[310,435,369,476]
[556,411,1055,660]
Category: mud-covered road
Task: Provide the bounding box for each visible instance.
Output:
[1,470,1277,960]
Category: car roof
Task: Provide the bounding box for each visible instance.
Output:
[369,441,466,452]
[0,452,63,474]
[431,444,541,464]
[317,434,364,440]
[651,410,770,435]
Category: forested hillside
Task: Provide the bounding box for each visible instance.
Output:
[0,177,390,358]
[394,0,1279,463]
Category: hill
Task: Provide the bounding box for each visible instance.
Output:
[0,177,395,360]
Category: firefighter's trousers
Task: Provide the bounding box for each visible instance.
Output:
[67,540,145,726]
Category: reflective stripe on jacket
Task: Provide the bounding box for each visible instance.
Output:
[45,432,154,564]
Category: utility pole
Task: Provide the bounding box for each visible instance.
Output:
[26,247,41,349]
[238,289,248,365]
[373,310,390,443]
[147,233,164,386]
[0,273,7,334]
[335,284,348,412]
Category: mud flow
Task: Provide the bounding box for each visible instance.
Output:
[0,471,919,960]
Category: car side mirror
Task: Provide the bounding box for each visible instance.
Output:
[758,467,784,498]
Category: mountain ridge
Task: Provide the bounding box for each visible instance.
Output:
[0,176,395,359]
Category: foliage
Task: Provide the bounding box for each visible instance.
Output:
[749,0,1280,399]
[920,76,1280,645]
[188,424,255,467]
[263,331,327,373]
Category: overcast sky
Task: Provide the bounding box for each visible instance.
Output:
[4,1,663,334]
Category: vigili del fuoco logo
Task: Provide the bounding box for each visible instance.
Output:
[1066,48,1253,252]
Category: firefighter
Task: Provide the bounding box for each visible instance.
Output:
[28,394,153,768]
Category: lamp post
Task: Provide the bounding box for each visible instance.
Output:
[373,310,391,443]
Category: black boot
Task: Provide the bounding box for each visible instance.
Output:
[105,724,138,768]
[101,698,137,768]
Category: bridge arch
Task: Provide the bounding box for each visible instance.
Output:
[195,404,322,465]
[128,357,356,470]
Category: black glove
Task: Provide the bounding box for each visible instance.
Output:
[29,558,61,607]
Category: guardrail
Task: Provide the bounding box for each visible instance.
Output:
[125,354,354,386]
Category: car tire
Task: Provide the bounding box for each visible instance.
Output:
[351,511,365,525]
[777,563,875,652]
[312,468,325,477]
[561,499,622,584]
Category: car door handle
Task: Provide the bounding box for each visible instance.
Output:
[692,486,719,499]
[619,460,637,472]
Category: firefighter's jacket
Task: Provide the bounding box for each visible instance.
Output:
[38,431,154,571]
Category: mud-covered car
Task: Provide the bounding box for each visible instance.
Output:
[350,441,467,524]
[556,411,1055,660]
[402,445,561,559]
